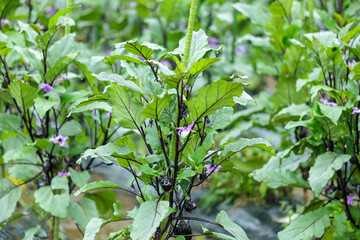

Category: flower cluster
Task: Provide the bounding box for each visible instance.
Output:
[208,37,219,48]
[55,74,68,83]
[39,83,54,93]
[50,134,69,147]
[320,98,337,106]
[57,171,70,177]
[177,121,196,135]
[203,164,222,177]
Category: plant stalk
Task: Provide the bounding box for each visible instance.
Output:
[65,0,73,35]
[53,216,60,240]
[182,0,198,70]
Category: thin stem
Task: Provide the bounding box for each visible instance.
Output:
[65,0,73,35]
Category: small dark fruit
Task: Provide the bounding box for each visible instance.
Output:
[184,199,196,213]
[199,169,207,181]
[160,176,174,192]
[174,220,192,240]
[350,155,358,164]
[43,160,51,171]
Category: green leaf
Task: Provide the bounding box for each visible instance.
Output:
[308,152,351,196]
[188,80,244,121]
[318,104,344,125]
[207,107,233,130]
[233,91,254,106]
[104,54,146,65]
[69,168,90,188]
[278,208,331,240]
[45,52,79,82]
[13,46,43,73]
[130,201,171,240]
[74,181,122,196]
[0,179,22,222]
[216,210,249,240]
[18,21,37,45]
[34,177,70,218]
[68,198,99,229]
[77,143,135,165]
[48,7,76,27]
[142,92,171,120]
[124,41,154,59]
[34,97,57,119]
[189,58,220,75]
[162,72,186,89]
[22,225,42,240]
[109,83,145,129]
[83,218,106,240]
[68,95,111,116]
[74,60,97,87]
[172,29,210,67]
[221,138,275,159]
[0,113,21,132]
[9,80,38,110]
[233,3,268,26]
[93,72,143,95]
[273,104,311,122]
[47,33,76,66]
[59,120,82,136]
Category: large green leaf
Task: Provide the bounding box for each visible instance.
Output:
[189,58,220,76]
[220,138,276,159]
[68,198,99,229]
[124,41,154,59]
[0,113,21,132]
[130,201,171,240]
[109,83,145,129]
[47,33,76,66]
[67,95,111,116]
[34,177,70,218]
[74,181,122,196]
[34,97,57,119]
[233,3,269,26]
[216,210,249,240]
[278,208,332,240]
[172,29,210,68]
[142,92,171,120]
[0,179,22,222]
[9,80,38,110]
[59,120,82,136]
[187,80,244,121]
[273,104,311,122]
[83,215,124,240]
[69,168,90,188]
[318,104,344,125]
[308,152,351,196]
[45,52,79,82]
[93,72,143,95]
[74,60,97,87]
[48,7,76,27]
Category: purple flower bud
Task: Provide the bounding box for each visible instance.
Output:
[55,74,67,83]
[36,23,45,30]
[176,121,196,136]
[352,107,360,115]
[208,37,219,48]
[320,98,337,106]
[39,83,54,93]
[128,1,138,7]
[347,194,353,206]
[106,112,111,118]
[0,19,10,25]
[92,110,97,115]
[235,46,246,55]
[160,59,171,67]
[57,171,70,177]
[348,59,356,68]
[44,6,56,15]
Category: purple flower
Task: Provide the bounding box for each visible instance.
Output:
[0,19,10,25]
[137,172,142,177]
[160,59,171,67]
[57,171,70,177]
[91,110,97,115]
[128,1,138,7]
[106,112,111,118]
[348,59,356,68]
[352,107,360,114]
[134,55,145,61]
[55,74,67,83]
[347,194,353,205]
[235,46,246,55]
[44,6,56,15]
[36,23,45,30]
[177,121,196,135]
[203,164,222,176]
[179,23,186,30]
[320,98,337,106]
[50,134,69,147]
[208,37,219,48]
[142,28,149,34]
[39,83,54,93]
